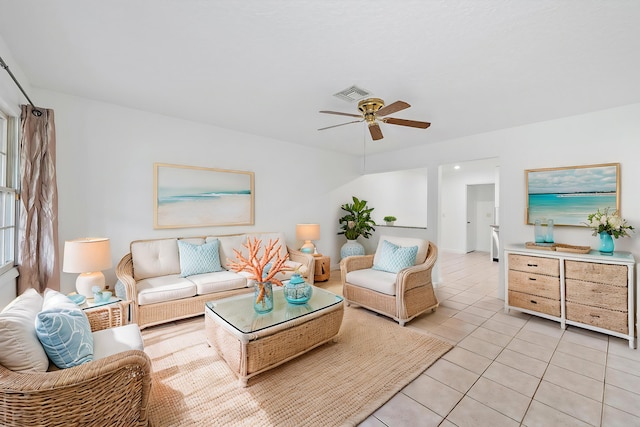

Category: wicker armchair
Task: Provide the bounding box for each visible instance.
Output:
[0,305,152,427]
[341,240,438,326]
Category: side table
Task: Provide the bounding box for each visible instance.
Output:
[314,255,331,282]
[83,300,131,331]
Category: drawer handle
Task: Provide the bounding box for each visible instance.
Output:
[527,263,538,267]
[530,300,537,304]
[528,277,537,281]
[590,314,600,318]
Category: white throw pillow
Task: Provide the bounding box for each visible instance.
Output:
[0,288,49,372]
[131,238,181,280]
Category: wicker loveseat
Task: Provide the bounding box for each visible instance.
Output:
[0,295,151,427]
[116,232,315,329]
[340,236,438,326]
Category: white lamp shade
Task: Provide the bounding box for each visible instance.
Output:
[296,224,320,241]
[63,238,112,273]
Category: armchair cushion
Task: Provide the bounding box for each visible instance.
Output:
[345,268,397,296]
[93,323,144,360]
[0,288,48,372]
[36,308,94,369]
[373,235,429,266]
[131,238,181,280]
[372,240,418,274]
[177,239,223,277]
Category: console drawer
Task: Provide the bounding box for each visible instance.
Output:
[508,254,559,276]
[508,290,560,317]
[565,279,627,312]
[566,301,627,334]
[565,261,627,286]
[508,270,560,300]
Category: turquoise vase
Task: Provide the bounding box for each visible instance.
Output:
[598,231,614,255]
[253,282,273,314]
[283,273,312,304]
[340,239,365,259]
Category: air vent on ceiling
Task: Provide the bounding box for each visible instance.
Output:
[333,85,371,102]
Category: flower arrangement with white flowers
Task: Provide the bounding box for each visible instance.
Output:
[585,207,634,239]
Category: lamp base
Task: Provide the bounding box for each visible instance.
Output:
[300,240,316,254]
[76,272,106,298]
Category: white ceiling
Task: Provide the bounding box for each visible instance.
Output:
[1,1,639,156]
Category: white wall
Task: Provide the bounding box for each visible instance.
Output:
[34,89,364,294]
[365,103,640,298]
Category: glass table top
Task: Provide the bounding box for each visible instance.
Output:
[205,285,343,334]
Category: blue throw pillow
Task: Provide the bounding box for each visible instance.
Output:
[35,308,94,369]
[178,239,222,277]
[372,240,418,274]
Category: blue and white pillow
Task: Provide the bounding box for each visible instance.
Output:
[35,307,94,369]
[372,240,418,274]
[178,239,223,277]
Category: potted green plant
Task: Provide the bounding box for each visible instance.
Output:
[338,196,376,258]
[383,215,397,226]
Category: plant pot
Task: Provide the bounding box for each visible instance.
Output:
[385,221,395,226]
[340,239,365,259]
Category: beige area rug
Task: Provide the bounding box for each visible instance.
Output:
[143,307,452,427]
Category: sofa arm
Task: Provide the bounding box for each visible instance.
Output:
[288,248,316,284]
[116,253,139,305]
[0,350,152,426]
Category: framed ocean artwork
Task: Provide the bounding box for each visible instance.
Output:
[154,163,254,229]
[525,163,620,226]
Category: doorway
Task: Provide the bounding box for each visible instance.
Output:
[466,184,495,253]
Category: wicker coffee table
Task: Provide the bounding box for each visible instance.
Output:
[204,286,344,386]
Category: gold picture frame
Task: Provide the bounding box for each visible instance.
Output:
[154,163,255,229]
[525,163,620,226]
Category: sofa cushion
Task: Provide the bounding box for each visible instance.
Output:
[187,270,248,295]
[212,234,247,269]
[93,324,144,360]
[372,240,418,274]
[374,235,429,266]
[0,288,49,372]
[137,274,197,305]
[346,268,397,296]
[177,239,223,277]
[131,238,181,280]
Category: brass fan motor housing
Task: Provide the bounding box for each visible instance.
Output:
[358,98,385,124]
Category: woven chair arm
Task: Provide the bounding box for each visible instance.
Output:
[0,350,151,392]
[288,248,316,284]
[116,253,139,305]
[340,255,374,273]
[396,242,438,294]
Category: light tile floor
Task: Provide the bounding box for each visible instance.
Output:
[357,250,640,427]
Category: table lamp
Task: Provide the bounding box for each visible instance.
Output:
[63,237,112,298]
[296,224,320,255]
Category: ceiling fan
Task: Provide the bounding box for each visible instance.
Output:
[318,98,431,141]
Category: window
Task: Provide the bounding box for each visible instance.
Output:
[0,110,17,275]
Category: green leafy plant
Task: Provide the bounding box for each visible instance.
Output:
[585,207,634,239]
[383,216,397,222]
[338,196,376,240]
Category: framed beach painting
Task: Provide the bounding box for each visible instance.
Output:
[525,163,620,226]
[154,163,254,229]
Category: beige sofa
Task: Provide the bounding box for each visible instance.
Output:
[116,232,315,329]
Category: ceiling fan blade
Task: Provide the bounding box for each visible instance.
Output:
[376,100,410,117]
[319,110,363,118]
[318,120,362,131]
[368,123,383,140]
[383,117,431,129]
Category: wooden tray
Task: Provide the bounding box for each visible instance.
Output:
[554,243,591,254]
[524,242,591,254]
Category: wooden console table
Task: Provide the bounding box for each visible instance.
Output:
[504,244,636,348]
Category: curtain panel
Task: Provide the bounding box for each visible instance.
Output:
[17,105,59,293]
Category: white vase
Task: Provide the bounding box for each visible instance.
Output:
[341,239,365,259]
